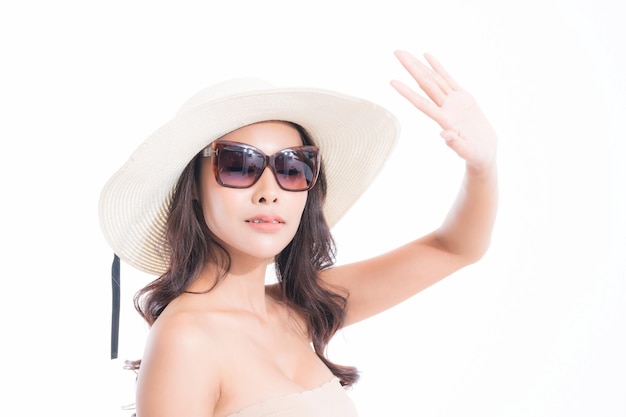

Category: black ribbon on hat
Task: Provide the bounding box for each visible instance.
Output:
[111,254,120,359]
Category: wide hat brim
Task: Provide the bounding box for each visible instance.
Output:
[99,78,400,275]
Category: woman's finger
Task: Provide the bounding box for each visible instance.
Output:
[394,50,448,107]
[424,53,461,91]
[390,79,443,125]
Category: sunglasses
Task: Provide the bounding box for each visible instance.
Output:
[201,141,321,191]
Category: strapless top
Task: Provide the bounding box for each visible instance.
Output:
[226,378,358,417]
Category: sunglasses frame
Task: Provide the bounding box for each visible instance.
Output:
[201,140,321,191]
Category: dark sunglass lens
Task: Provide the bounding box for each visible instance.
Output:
[274,149,316,191]
[218,147,263,187]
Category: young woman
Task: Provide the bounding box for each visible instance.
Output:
[99,50,498,417]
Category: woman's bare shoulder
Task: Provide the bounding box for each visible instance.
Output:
[147,294,237,355]
[136,301,225,416]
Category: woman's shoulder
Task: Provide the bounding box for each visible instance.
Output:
[145,304,223,365]
[136,299,223,415]
[149,294,235,351]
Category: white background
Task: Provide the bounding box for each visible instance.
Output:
[1,0,624,416]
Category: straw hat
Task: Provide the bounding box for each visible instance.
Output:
[99,78,400,275]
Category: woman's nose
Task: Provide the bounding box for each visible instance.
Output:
[252,167,279,203]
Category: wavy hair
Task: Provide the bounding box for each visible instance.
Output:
[131,123,359,386]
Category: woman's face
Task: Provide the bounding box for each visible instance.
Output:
[198,121,309,262]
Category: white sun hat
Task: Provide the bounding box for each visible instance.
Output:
[99,78,400,276]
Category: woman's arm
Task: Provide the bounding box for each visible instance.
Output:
[321,50,498,327]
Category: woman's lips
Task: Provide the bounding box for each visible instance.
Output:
[245,215,286,231]
[245,215,285,224]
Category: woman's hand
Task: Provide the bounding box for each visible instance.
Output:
[391,50,497,174]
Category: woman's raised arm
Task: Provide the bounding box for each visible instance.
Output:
[321,50,498,327]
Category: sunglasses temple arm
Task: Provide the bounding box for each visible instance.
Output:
[111,253,121,359]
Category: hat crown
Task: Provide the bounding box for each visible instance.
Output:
[177,78,274,115]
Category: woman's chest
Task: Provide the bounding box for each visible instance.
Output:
[214,314,335,416]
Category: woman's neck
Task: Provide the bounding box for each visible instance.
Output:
[189,258,274,319]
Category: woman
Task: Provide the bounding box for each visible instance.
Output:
[99,50,498,417]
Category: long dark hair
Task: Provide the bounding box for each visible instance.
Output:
[132,123,359,386]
